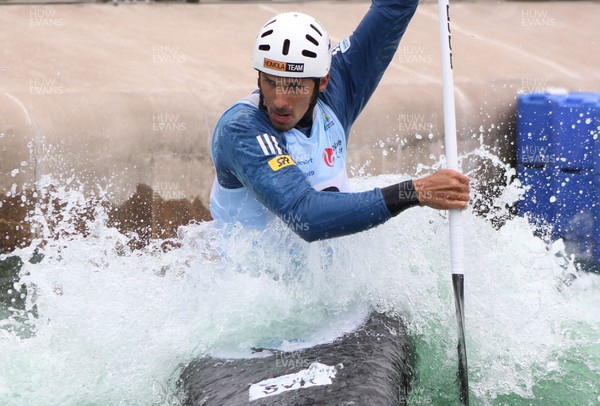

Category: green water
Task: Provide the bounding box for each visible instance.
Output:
[408,330,599,405]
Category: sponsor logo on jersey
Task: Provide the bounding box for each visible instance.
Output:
[340,37,351,53]
[323,139,343,167]
[295,157,314,166]
[323,114,335,131]
[256,133,283,155]
[332,36,351,56]
[264,58,305,73]
[323,147,335,167]
[268,155,296,171]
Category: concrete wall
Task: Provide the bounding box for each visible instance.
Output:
[1,1,599,251]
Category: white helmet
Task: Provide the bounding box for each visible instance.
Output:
[252,12,331,78]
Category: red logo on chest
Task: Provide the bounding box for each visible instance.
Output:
[323,147,335,167]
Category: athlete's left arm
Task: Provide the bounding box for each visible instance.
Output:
[322,0,419,136]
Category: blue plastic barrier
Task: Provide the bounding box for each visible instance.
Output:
[516,91,600,263]
[516,92,566,166]
[517,165,594,243]
[595,176,600,262]
[516,164,555,236]
[552,168,594,241]
[552,93,600,169]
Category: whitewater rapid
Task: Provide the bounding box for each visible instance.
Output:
[1,150,599,405]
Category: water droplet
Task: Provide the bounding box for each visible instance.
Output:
[415,134,423,140]
[20,161,28,167]
[549,196,557,203]
[585,118,592,124]
[11,169,19,177]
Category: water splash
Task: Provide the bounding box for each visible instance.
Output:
[0,150,599,405]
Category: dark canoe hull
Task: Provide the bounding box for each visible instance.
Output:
[179,312,414,405]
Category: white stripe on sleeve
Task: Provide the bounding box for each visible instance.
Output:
[256,134,270,155]
[262,134,277,155]
[270,136,283,154]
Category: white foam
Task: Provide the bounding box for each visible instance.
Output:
[1,149,599,405]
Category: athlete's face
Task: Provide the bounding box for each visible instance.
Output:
[259,73,329,131]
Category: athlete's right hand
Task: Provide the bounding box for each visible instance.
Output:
[413,169,470,210]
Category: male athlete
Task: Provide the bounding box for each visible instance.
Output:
[210,0,470,242]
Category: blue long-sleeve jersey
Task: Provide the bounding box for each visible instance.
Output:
[210,0,419,242]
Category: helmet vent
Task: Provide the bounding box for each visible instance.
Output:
[258,44,270,51]
[264,19,276,27]
[310,24,323,37]
[261,29,273,38]
[302,50,317,59]
[282,39,290,55]
[305,34,319,46]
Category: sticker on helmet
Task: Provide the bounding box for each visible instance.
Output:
[264,58,305,73]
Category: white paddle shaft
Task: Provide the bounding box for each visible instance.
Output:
[437,0,464,276]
